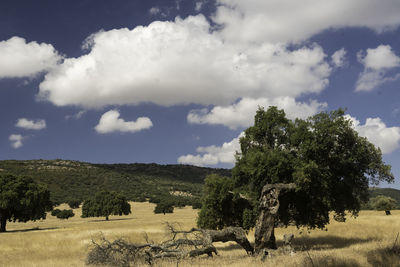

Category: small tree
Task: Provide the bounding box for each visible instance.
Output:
[154,201,174,214]
[370,195,397,215]
[67,199,81,209]
[0,173,53,232]
[81,191,131,221]
[51,209,62,216]
[54,209,74,219]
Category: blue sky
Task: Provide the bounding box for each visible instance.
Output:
[1,0,400,188]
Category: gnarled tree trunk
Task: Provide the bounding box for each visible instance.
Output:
[254,183,295,254]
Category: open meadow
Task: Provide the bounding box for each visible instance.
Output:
[0,202,399,267]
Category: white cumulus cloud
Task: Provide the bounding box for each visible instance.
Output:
[188,97,327,129]
[15,118,46,130]
[0,36,61,79]
[9,134,24,149]
[178,133,243,166]
[95,110,153,134]
[345,115,400,154]
[214,0,400,44]
[356,45,400,91]
[38,15,331,108]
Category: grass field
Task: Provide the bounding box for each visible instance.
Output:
[0,202,399,267]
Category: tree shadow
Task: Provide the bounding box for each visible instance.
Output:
[290,235,377,251]
[215,243,243,252]
[366,245,400,267]
[300,255,363,267]
[88,217,134,223]
[4,227,59,233]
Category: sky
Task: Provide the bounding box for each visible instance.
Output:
[1,0,400,188]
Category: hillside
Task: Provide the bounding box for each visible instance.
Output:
[0,159,231,204]
[369,187,400,208]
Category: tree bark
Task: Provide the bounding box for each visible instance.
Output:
[254,183,295,254]
[0,214,7,232]
[106,216,109,221]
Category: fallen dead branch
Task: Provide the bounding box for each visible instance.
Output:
[86,223,253,266]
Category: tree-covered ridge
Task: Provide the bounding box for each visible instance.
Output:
[0,160,231,204]
[368,187,400,209]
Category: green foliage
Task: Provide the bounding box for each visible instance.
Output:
[369,195,397,211]
[67,199,81,209]
[0,173,53,232]
[191,198,202,209]
[369,187,400,209]
[230,107,394,230]
[81,191,131,220]
[55,209,74,219]
[0,160,228,205]
[197,174,253,230]
[154,201,174,214]
[51,209,61,216]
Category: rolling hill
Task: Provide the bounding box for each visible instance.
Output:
[0,159,231,204]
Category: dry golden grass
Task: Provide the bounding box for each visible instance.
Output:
[0,203,399,267]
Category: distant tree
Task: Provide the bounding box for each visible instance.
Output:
[370,195,397,215]
[56,209,74,220]
[0,173,53,232]
[81,191,131,221]
[154,201,174,215]
[67,199,81,209]
[51,209,61,216]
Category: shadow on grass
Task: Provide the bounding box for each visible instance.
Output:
[216,243,243,252]
[367,245,400,267]
[291,235,377,250]
[88,217,134,223]
[301,255,362,267]
[4,226,59,233]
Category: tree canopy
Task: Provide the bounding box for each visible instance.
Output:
[370,195,397,212]
[0,173,52,232]
[81,191,131,220]
[232,107,393,229]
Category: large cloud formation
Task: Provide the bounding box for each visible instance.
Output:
[0,37,61,79]
[214,0,400,44]
[37,1,400,109]
[38,15,331,108]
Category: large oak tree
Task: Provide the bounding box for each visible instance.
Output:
[198,107,394,252]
